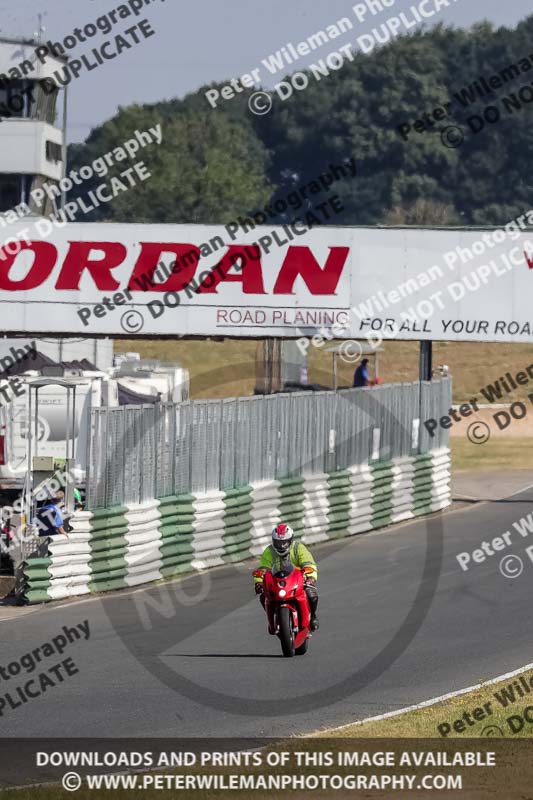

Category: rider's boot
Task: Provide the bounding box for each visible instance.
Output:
[260,593,276,634]
[307,592,319,631]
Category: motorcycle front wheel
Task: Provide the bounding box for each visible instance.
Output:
[278,606,295,657]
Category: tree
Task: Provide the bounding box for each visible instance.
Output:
[67,105,273,224]
[67,15,533,228]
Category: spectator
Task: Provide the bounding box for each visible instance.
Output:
[0,517,15,572]
[34,495,69,538]
[353,358,372,388]
[53,488,77,530]
[0,515,14,543]
[73,487,83,510]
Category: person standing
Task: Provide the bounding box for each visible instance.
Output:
[34,495,69,538]
[353,358,371,388]
[0,517,15,573]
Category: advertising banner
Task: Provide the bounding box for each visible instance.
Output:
[1,221,533,341]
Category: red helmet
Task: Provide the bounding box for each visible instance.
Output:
[272,523,294,556]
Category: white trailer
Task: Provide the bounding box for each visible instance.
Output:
[0,359,190,501]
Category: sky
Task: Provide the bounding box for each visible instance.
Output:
[0,0,531,143]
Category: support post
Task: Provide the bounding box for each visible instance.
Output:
[418,341,433,454]
[61,85,68,211]
[419,340,433,382]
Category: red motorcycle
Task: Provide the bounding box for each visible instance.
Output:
[254,562,313,657]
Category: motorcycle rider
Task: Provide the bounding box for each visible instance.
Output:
[254,523,319,631]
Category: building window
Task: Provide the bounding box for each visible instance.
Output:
[46,140,62,162]
[0,80,34,119]
[36,83,57,125]
[0,175,22,212]
[0,79,58,124]
[27,175,60,216]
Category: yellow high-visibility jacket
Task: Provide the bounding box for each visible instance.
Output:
[254,541,318,583]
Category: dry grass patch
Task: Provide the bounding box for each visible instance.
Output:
[115,339,533,400]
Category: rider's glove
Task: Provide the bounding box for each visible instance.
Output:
[305,577,316,586]
[254,583,263,595]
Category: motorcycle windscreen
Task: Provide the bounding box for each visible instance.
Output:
[272,559,295,579]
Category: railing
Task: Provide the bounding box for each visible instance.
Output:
[86,379,452,510]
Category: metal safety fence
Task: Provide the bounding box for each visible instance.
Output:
[85,378,452,510]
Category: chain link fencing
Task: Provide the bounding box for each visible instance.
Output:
[85,378,452,510]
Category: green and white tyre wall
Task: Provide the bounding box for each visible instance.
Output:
[22,448,451,603]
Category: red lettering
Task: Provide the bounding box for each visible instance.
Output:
[196,245,265,294]
[0,242,57,290]
[55,241,127,290]
[128,243,201,291]
[0,240,352,296]
[273,246,349,294]
[525,250,533,269]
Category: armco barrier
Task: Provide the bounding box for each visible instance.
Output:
[21,448,451,604]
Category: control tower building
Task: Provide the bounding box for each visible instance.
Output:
[0,36,112,368]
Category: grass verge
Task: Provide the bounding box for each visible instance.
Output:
[115,338,533,402]
[4,666,533,799]
[451,437,533,471]
[321,665,533,738]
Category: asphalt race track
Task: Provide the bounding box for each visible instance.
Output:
[2,483,533,740]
